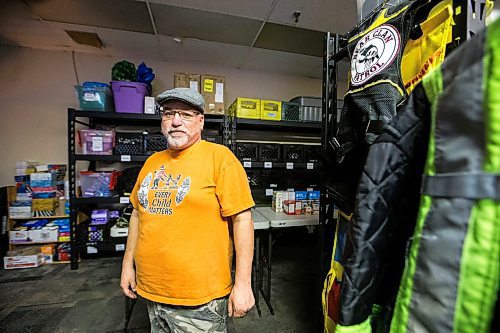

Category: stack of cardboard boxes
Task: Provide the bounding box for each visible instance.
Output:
[10,163,67,218]
[174,73,225,115]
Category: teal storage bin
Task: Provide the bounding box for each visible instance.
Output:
[75,84,114,111]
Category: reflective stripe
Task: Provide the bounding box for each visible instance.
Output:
[421,173,500,199]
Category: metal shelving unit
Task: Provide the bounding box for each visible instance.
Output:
[231,115,322,206]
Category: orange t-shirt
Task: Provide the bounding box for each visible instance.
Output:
[130,140,254,306]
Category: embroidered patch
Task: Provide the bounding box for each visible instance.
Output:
[350,24,401,86]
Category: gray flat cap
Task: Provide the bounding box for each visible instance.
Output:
[156,87,205,113]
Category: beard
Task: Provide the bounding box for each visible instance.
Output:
[162,126,191,149]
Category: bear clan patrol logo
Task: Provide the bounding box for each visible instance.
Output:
[351,24,400,86]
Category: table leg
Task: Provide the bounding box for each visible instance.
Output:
[253,231,261,316]
[259,229,274,315]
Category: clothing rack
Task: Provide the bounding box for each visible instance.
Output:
[318,0,488,329]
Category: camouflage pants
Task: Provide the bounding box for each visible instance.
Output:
[146,297,228,333]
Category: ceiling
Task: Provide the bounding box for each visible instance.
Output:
[0,0,357,79]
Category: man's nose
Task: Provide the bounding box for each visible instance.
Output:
[171,112,183,126]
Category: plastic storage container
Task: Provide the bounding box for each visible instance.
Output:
[289,96,322,123]
[79,171,118,197]
[283,145,305,162]
[229,98,260,119]
[260,100,282,121]
[236,143,259,160]
[111,81,149,113]
[75,84,114,111]
[79,129,115,155]
[258,144,282,162]
[281,102,300,122]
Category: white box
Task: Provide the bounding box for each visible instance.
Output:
[110,225,128,237]
[144,96,156,114]
[272,191,283,213]
[9,206,32,218]
[29,228,58,242]
[3,254,43,269]
[284,200,295,215]
[295,201,303,215]
[9,230,29,243]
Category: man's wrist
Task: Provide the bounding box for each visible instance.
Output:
[233,280,251,289]
[122,255,134,268]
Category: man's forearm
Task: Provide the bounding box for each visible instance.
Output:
[231,209,254,287]
[123,208,140,267]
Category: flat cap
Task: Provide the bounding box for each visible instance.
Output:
[156,87,205,113]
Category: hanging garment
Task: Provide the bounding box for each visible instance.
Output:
[335,18,500,333]
[322,2,454,330]
[324,0,453,214]
[401,0,453,94]
[391,18,500,333]
[322,211,350,333]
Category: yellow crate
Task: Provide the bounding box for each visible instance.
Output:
[229,98,260,119]
[260,100,282,121]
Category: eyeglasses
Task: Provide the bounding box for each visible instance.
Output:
[161,110,200,121]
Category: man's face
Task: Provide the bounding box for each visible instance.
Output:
[160,100,204,150]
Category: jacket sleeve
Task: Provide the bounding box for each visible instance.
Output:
[338,83,431,328]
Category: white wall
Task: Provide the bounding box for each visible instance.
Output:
[0,45,349,186]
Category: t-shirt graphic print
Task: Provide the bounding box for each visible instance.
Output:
[137,165,191,215]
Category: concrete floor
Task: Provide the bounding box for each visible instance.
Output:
[0,228,322,333]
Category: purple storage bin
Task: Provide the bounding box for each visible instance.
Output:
[111,81,149,113]
[79,129,115,155]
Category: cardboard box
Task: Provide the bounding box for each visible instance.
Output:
[4,254,43,269]
[284,200,296,215]
[42,253,54,264]
[9,230,29,243]
[308,190,321,200]
[272,191,284,213]
[40,244,56,255]
[174,73,201,93]
[295,200,303,215]
[201,75,225,115]
[29,228,58,242]
[9,205,31,218]
[295,191,308,201]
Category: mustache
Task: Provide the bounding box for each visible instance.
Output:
[166,127,187,134]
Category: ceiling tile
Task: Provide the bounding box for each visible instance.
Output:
[158,35,250,67]
[152,4,263,46]
[242,47,322,78]
[2,0,40,20]
[24,0,154,34]
[141,0,275,20]
[254,23,323,57]
[269,0,357,33]
[0,18,72,50]
[49,22,163,60]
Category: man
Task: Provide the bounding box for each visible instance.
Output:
[120,87,255,332]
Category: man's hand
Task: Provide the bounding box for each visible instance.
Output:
[228,284,255,318]
[120,264,137,299]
